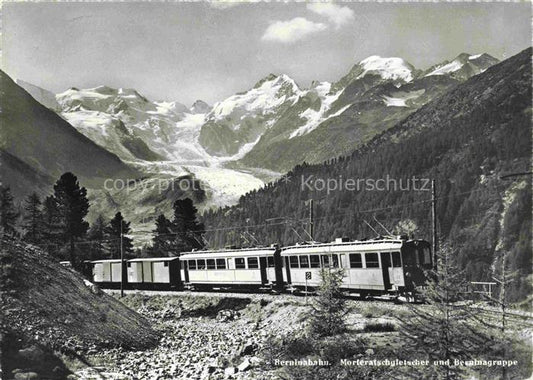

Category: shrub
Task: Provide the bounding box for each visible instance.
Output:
[363,322,396,332]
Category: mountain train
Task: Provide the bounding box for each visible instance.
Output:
[87,236,433,299]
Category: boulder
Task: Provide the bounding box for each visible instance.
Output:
[237,359,251,372]
[14,372,39,380]
[241,341,257,356]
[17,345,45,362]
[224,367,236,376]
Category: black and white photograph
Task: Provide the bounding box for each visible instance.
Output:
[0,1,531,379]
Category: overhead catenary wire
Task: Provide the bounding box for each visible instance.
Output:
[40,180,512,248]
[121,181,511,238]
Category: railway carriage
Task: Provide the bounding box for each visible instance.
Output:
[179,246,284,290]
[91,259,125,289]
[127,257,181,289]
[87,236,431,300]
[281,237,432,297]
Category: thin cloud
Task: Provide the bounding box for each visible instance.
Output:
[262,17,327,44]
[307,3,354,29]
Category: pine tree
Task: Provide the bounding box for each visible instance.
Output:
[151,214,174,256]
[309,267,348,337]
[87,214,107,260]
[0,186,18,235]
[42,195,64,253]
[22,193,43,244]
[171,198,205,252]
[52,172,90,265]
[397,245,510,379]
[105,212,133,259]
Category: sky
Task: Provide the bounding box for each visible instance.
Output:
[2,2,531,107]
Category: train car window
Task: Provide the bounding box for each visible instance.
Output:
[417,249,424,265]
[247,257,259,269]
[267,257,275,267]
[289,256,299,268]
[235,257,246,269]
[216,259,226,269]
[188,260,197,270]
[392,252,402,267]
[299,255,310,268]
[197,259,206,270]
[349,253,362,268]
[331,255,339,268]
[207,259,216,269]
[127,262,131,267]
[164,262,169,267]
[423,248,431,265]
[321,255,330,268]
[310,255,320,268]
[365,253,380,268]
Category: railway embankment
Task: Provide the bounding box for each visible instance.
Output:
[0,238,159,380]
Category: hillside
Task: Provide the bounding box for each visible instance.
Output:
[0,238,159,378]
[0,70,139,199]
[201,48,532,302]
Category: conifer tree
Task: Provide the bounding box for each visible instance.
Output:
[22,192,43,244]
[397,245,512,380]
[87,214,107,260]
[151,214,174,256]
[309,267,348,337]
[171,198,205,252]
[42,195,63,253]
[52,172,90,265]
[105,212,134,259]
[0,186,18,235]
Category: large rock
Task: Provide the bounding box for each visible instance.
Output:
[224,367,236,376]
[237,359,251,372]
[17,345,45,362]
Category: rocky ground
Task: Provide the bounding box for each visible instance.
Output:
[72,293,304,380]
[68,291,405,380]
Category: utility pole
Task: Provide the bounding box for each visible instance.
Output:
[308,199,314,241]
[431,179,438,269]
[120,219,124,298]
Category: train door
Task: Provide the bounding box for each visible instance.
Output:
[182,260,189,283]
[380,252,392,290]
[339,254,350,287]
[284,257,292,284]
[273,249,284,289]
[259,257,267,285]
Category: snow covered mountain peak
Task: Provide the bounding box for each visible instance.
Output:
[357,55,415,83]
[57,85,189,116]
[424,52,499,79]
[208,73,302,122]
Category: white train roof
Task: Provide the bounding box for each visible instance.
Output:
[180,247,276,260]
[281,239,407,255]
[91,259,123,263]
[128,257,180,262]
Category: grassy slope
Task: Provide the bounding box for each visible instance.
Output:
[1,238,159,376]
